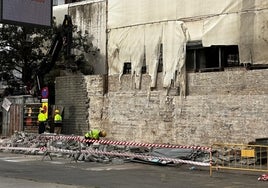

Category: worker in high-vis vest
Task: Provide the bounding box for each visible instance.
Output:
[85,129,107,145]
[54,109,62,123]
[38,108,47,134]
[51,109,62,133]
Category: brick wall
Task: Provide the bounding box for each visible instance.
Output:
[55,76,89,135]
[56,69,268,146]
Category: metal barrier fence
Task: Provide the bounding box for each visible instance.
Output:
[210,143,268,176]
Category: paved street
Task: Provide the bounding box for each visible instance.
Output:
[0,152,267,188]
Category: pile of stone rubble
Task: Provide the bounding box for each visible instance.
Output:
[0,131,211,166]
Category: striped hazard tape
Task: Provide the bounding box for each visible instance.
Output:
[0,146,210,167]
[40,135,211,151]
[41,147,210,167]
[40,135,81,141]
[0,146,41,151]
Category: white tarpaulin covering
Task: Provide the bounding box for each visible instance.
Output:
[145,23,162,88]
[108,0,268,90]
[108,0,242,29]
[162,22,189,91]
[108,21,189,89]
[202,14,240,46]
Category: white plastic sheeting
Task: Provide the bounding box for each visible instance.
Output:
[108,0,242,29]
[108,0,268,87]
[108,21,189,89]
[108,26,146,89]
[202,14,240,46]
[162,21,189,93]
[145,23,162,88]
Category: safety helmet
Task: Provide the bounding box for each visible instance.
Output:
[55,109,60,113]
[100,130,107,137]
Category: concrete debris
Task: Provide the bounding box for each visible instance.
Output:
[210,148,265,167]
[0,131,210,166]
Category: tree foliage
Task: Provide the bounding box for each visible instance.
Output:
[0,23,54,95]
[0,18,97,96]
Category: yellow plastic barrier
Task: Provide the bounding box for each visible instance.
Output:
[210,143,268,176]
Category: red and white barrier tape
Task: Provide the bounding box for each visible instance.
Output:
[39,135,81,141]
[0,146,41,151]
[40,135,211,151]
[0,146,210,166]
[41,147,210,167]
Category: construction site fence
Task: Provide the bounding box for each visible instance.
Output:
[210,143,268,176]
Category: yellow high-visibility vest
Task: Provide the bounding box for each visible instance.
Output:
[54,114,62,122]
[38,113,47,122]
[85,129,100,139]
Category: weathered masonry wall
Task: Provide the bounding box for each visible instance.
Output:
[55,75,106,135]
[56,69,268,146]
[55,76,89,135]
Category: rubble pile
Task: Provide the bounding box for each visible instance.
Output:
[0,132,47,155]
[0,131,210,166]
[210,150,240,166]
[210,147,266,166]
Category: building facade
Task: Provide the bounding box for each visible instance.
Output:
[54,0,268,146]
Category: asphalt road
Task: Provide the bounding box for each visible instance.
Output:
[0,152,267,188]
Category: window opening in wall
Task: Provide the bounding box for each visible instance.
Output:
[186,41,240,72]
[222,46,240,68]
[123,62,131,74]
[142,52,147,74]
[141,66,147,74]
[158,43,163,72]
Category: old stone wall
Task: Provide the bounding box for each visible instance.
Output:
[56,69,268,146]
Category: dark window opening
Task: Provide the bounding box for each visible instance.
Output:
[141,66,147,74]
[158,43,163,72]
[142,52,147,74]
[223,46,240,67]
[186,41,240,72]
[123,62,131,74]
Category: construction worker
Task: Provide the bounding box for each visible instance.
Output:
[52,109,62,134]
[54,109,62,123]
[84,129,107,145]
[38,108,47,134]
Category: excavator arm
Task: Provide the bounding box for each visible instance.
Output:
[36,15,73,97]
